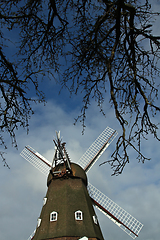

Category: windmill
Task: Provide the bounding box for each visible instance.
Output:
[20,126,143,240]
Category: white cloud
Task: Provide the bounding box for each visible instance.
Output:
[0,99,160,240]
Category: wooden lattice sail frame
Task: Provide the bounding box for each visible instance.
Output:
[20,126,143,240]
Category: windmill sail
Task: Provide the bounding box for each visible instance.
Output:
[21,147,143,239]
[20,128,143,239]
[20,146,51,176]
[77,126,118,172]
[88,183,143,239]
[27,229,36,240]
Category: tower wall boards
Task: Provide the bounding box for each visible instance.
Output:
[32,163,104,240]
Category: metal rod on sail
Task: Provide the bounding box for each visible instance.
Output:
[91,198,138,238]
[25,146,52,168]
[84,131,116,172]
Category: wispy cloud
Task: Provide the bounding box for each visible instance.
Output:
[0,99,159,240]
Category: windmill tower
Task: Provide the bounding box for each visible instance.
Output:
[20,127,143,240]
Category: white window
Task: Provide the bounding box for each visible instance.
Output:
[37,218,41,227]
[50,211,58,221]
[93,215,98,225]
[78,237,88,240]
[75,210,83,220]
[43,197,47,206]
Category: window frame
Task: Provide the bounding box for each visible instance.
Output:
[93,215,98,225]
[43,197,47,206]
[75,210,83,220]
[50,211,58,222]
[37,218,41,227]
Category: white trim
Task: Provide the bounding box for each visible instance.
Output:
[93,215,98,224]
[75,210,83,220]
[37,218,41,227]
[50,211,58,221]
[43,197,47,206]
[78,237,88,240]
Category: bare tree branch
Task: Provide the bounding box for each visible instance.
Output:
[0,0,160,174]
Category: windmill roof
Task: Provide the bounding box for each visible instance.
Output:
[47,163,88,187]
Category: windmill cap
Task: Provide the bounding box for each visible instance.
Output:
[47,163,88,186]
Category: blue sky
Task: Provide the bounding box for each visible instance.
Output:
[0,1,160,240]
[0,95,160,240]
